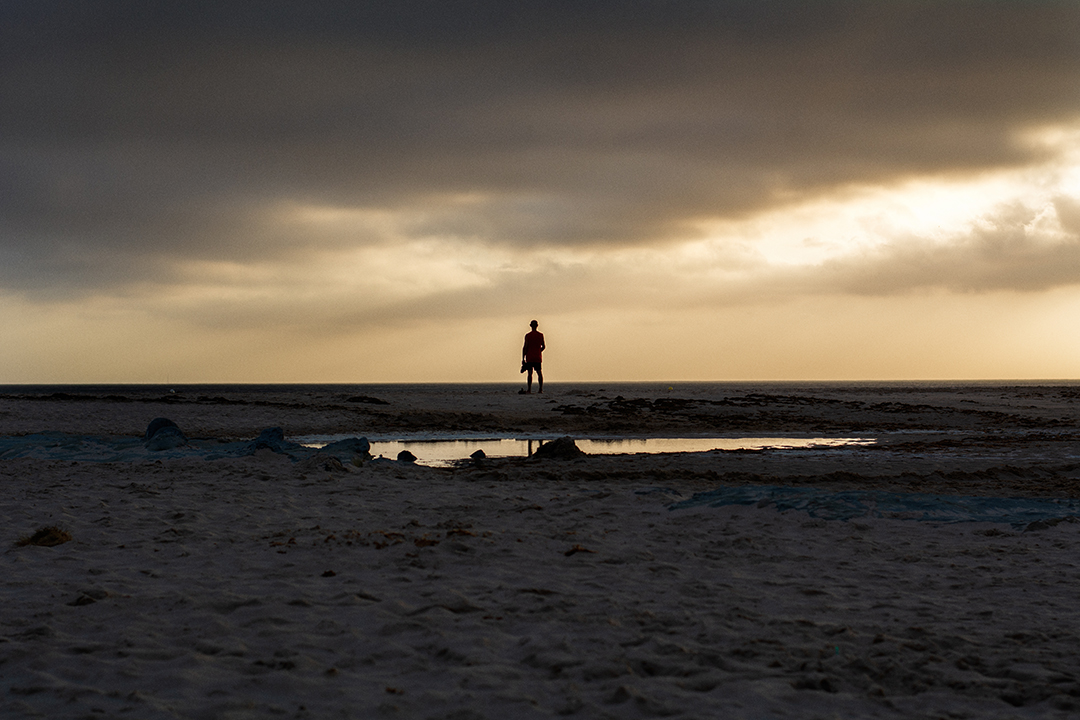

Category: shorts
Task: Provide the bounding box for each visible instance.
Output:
[523,361,542,372]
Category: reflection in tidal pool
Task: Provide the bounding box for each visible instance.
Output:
[299,435,874,467]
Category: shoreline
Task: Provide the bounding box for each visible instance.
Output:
[3,382,1080,498]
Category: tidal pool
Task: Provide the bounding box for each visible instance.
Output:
[298,435,875,467]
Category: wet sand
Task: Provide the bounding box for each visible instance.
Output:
[2,384,1080,718]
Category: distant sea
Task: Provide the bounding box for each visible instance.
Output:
[4,379,1080,397]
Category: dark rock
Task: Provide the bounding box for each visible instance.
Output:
[242,427,302,456]
[145,426,187,451]
[530,437,586,460]
[145,418,187,450]
[397,450,417,463]
[256,427,285,444]
[248,427,286,451]
[470,449,486,460]
[145,417,181,441]
[322,437,372,459]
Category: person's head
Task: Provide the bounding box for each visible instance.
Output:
[530,320,538,329]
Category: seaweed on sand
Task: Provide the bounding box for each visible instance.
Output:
[15,526,72,547]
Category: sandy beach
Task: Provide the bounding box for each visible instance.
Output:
[3,383,1080,718]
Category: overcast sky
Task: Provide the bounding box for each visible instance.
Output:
[3,1,1080,383]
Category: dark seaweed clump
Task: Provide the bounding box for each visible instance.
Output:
[15,526,72,547]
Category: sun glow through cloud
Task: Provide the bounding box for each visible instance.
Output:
[3,3,1080,382]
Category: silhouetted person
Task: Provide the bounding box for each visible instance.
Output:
[522,320,545,393]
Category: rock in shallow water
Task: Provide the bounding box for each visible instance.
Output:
[144,418,187,450]
[322,437,371,458]
[530,436,586,460]
[145,417,181,441]
[145,426,187,451]
[244,427,290,454]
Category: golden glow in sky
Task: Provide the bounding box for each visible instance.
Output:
[3,3,1080,382]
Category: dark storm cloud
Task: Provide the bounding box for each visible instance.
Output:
[3,1,1080,298]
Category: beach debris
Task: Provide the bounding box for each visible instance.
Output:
[397,450,417,463]
[530,436,586,460]
[564,544,596,557]
[15,525,72,547]
[144,417,187,450]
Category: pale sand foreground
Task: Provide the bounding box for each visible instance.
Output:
[3,384,1080,718]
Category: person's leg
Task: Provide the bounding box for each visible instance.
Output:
[526,366,533,393]
[537,366,543,393]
